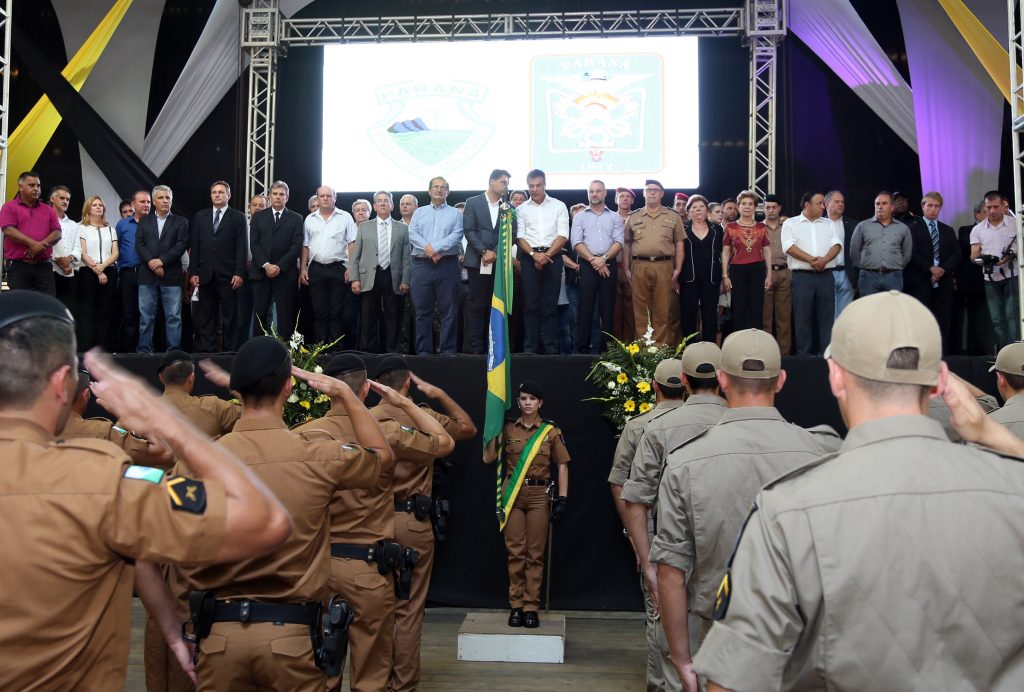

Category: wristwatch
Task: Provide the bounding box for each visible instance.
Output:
[600,254,608,260]
[529,250,536,258]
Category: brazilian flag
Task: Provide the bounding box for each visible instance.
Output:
[485,201,515,524]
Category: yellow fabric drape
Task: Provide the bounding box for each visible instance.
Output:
[937,0,1011,104]
[7,0,133,200]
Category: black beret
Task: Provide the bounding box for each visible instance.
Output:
[375,355,409,378]
[230,336,290,391]
[323,353,366,378]
[0,290,73,332]
[158,350,193,373]
[519,380,544,399]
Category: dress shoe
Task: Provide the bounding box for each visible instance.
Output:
[508,608,524,627]
[523,611,540,628]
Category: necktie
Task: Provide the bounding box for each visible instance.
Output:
[928,220,940,264]
[378,221,390,270]
[274,211,281,224]
[214,208,222,232]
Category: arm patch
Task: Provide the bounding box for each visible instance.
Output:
[166,476,207,514]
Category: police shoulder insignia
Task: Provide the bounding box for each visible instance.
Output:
[713,570,732,620]
[401,425,415,433]
[166,476,207,514]
[124,465,165,484]
[111,425,129,437]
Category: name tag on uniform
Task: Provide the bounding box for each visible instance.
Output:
[123,465,165,484]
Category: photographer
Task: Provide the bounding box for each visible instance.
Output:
[970,191,1019,349]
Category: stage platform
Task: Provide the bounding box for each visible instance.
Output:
[93,353,998,613]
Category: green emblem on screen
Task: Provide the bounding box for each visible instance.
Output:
[368,80,492,177]
[532,53,662,174]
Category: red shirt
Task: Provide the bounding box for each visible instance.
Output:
[725,221,770,265]
[0,196,60,261]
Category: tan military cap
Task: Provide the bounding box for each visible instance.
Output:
[827,290,940,386]
[653,358,684,387]
[989,342,1024,374]
[720,329,780,380]
[681,341,722,378]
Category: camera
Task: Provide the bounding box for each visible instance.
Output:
[973,240,1017,276]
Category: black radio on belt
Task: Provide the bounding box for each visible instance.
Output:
[184,590,217,664]
[315,594,354,677]
[395,547,421,600]
[374,539,403,575]
[430,497,450,542]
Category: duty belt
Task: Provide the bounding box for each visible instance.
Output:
[211,599,320,626]
[331,542,385,562]
[770,263,787,271]
[523,478,549,487]
[633,254,672,262]
[394,494,433,519]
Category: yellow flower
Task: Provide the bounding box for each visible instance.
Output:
[616,372,629,384]
[299,400,311,409]
[314,394,329,404]
[624,400,636,412]
[627,343,640,355]
[637,381,651,394]
[639,402,652,413]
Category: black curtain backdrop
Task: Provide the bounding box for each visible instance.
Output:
[86,353,998,611]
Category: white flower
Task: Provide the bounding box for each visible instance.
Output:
[607,381,616,389]
[642,324,655,346]
[287,394,299,403]
[602,361,622,372]
[314,365,323,374]
[289,331,304,349]
[647,346,658,354]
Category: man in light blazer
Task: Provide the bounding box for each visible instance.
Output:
[249,180,304,340]
[136,184,189,352]
[190,180,248,352]
[462,168,511,354]
[351,190,410,353]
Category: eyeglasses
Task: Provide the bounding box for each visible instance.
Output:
[644,188,663,194]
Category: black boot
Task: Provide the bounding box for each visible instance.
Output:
[508,608,524,627]
[523,611,540,628]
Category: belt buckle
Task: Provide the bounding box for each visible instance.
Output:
[647,256,656,262]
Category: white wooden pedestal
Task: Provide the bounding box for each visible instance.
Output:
[457,612,566,664]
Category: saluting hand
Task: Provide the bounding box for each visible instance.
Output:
[84,350,170,443]
[198,359,232,390]
[410,372,441,399]
[367,379,406,407]
[292,365,353,399]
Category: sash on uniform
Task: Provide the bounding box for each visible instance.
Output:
[496,422,553,531]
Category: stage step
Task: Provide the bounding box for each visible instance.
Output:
[457,612,566,663]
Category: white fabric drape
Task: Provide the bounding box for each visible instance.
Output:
[896,0,1004,227]
[790,0,918,153]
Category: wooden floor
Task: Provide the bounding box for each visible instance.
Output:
[125,600,648,691]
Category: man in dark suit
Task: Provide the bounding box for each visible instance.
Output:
[903,191,961,351]
[136,184,189,353]
[190,180,247,352]
[951,203,994,355]
[351,191,410,352]
[461,169,510,354]
[249,180,303,340]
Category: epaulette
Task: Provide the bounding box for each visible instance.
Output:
[761,452,840,491]
[666,424,713,456]
[296,428,336,442]
[805,424,841,439]
[54,437,128,458]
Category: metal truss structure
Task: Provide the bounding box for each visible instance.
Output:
[1008,0,1024,332]
[242,2,783,203]
[0,0,11,283]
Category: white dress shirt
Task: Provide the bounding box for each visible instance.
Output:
[79,223,117,265]
[376,217,391,269]
[304,208,357,264]
[781,213,842,270]
[51,214,82,274]
[516,194,570,247]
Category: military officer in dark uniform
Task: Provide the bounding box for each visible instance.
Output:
[484,380,570,628]
[694,292,1024,691]
[0,291,291,690]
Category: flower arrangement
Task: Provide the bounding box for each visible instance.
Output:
[275,329,340,427]
[585,323,688,432]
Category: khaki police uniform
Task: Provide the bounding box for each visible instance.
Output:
[762,219,792,354]
[626,207,684,344]
[371,402,462,692]
[181,416,383,691]
[989,392,1024,437]
[927,392,999,442]
[60,409,161,467]
[294,407,442,692]
[693,416,1024,690]
[500,417,570,612]
[0,418,227,690]
[651,407,840,656]
[607,401,681,692]
[621,394,727,507]
[161,388,241,438]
